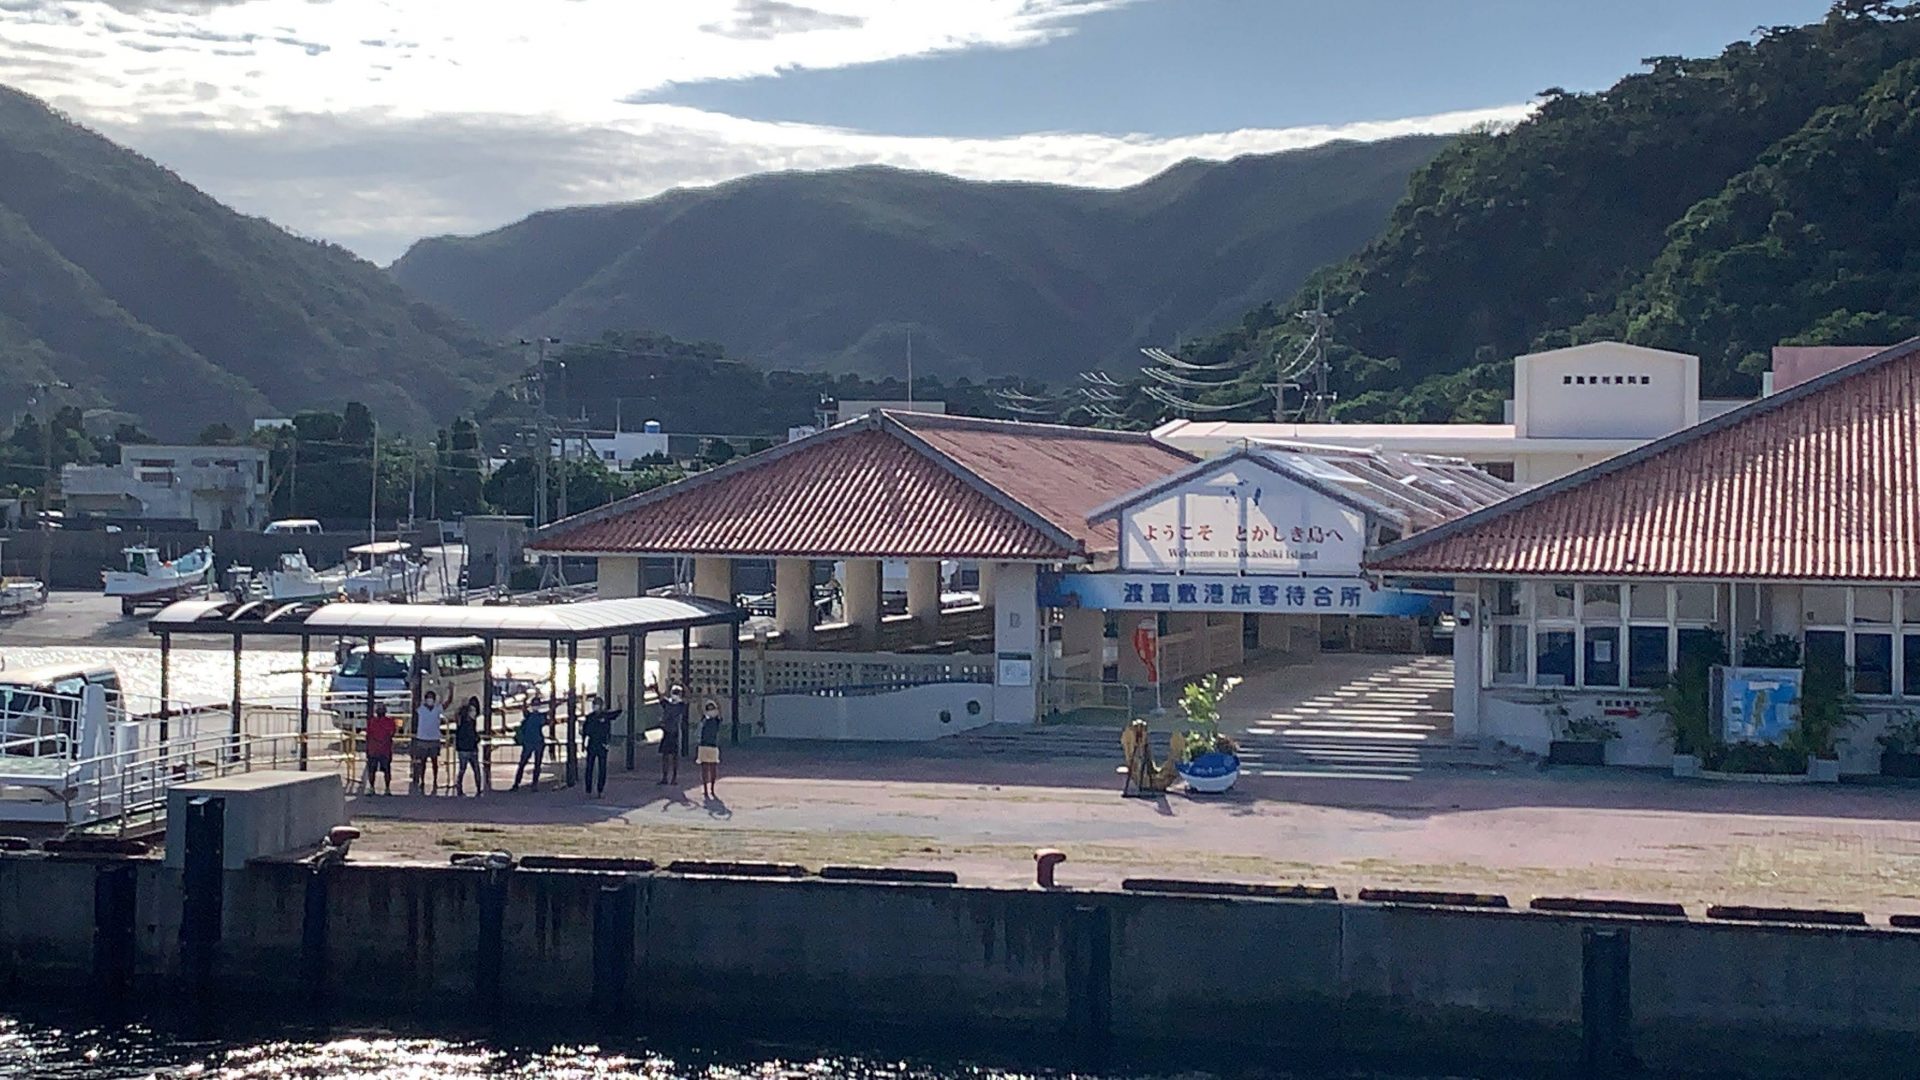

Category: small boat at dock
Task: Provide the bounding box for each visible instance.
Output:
[103,544,215,615]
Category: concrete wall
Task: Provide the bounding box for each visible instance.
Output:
[1514,342,1699,440]
[6,856,1920,1075]
[760,681,994,740]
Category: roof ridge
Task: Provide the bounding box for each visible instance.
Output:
[1369,335,1920,570]
[876,413,1085,554]
[886,409,1170,445]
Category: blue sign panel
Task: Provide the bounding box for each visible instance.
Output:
[1037,571,1442,617]
[1719,667,1802,745]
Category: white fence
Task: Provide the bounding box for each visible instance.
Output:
[756,682,995,741]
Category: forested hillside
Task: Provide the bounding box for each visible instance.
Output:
[0,86,510,438]
[1140,1,1920,424]
[390,136,1449,383]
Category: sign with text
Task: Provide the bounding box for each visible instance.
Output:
[1038,572,1442,617]
[1118,463,1366,575]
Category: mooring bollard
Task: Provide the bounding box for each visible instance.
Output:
[1034,848,1066,889]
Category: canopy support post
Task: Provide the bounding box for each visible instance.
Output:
[680,627,692,756]
[298,634,310,771]
[158,632,172,746]
[230,634,243,763]
[565,638,579,787]
[729,620,741,746]
[482,637,495,788]
[625,632,641,771]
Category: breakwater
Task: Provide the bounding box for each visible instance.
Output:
[1,853,1917,1079]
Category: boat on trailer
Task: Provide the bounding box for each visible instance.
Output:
[343,541,427,602]
[0,539,46,618]
[263,550,347,602]
[103,544,215,615]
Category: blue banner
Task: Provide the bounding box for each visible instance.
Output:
[1037,571,1443,617]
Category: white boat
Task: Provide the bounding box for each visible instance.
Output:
[103,545,215,614]
[264,550,347,602]
[343,541,426,602]
[0,578,45,618]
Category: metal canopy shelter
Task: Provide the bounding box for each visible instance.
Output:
[148,596,747,786]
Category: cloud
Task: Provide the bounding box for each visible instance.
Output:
[701,0,864,40]
[94,101,1529,263]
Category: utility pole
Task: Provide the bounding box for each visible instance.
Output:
[1300,291,1334,423]
[428,441,437,522]
[29,381,70,587]
[521,337,559,528]
[905,328,914,412]
[406,444,417,529]
[368,419,379,546]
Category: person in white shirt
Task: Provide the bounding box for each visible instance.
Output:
[411,690,444,795]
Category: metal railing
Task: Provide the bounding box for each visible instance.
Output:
[1042,678,1158,722]
[64,729,349,837]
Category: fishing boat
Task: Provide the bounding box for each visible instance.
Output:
[102,544,215,614]
[263,550,347,602]
[342,541,427,602]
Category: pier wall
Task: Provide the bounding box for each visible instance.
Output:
[2,853,1918,1076]
[0,527,440,590]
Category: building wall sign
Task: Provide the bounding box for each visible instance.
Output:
[1040,571,1441,617]
[1118,464,1366,575]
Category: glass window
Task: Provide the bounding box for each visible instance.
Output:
[1493,624,1529,685]
[1805,630,1847,678]
[1677,628,1726,672]
[1581,584,1621,621]
[1538,582,1576,620]
[1629,584,1668,622]
[1904,590,1920,624]
[1584,626,1622,688]
[1491,581,1528,618]
[1536,630,1576,687]
[1905,634,1920,697]
[1803,587,1848,626]
[1674,584,1717,623]
[1853,589,1895,624]
[1855,633,1894,696]
[1628,626,1669,689]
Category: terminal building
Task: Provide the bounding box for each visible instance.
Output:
[530,411,1506,738]
[1368,339,1920,776]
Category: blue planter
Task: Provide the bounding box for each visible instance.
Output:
[1177,751,1241,793]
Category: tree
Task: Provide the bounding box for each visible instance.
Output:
[196,422,238,445]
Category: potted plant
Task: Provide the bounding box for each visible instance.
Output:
[1794,652,1860,783]
[1547,693,1618,766]
[1656,658,1716,779]
[1173,674,1240,794]
[1877,712,1920,779]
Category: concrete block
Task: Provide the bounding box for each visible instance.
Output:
[0,854,100,989]
[164,770,345,871]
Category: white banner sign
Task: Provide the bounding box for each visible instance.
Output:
[1119,463,1366,575]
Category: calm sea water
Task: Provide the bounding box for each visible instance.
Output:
[0,1005,1512,1080]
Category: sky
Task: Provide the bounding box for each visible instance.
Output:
[0,0,1837,263]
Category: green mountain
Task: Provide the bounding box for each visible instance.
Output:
[0,86,508,438]
[1148,2,1920,425]
[388,136,1450,383]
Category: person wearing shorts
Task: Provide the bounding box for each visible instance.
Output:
[363,703,397,796]
[696,699,722,800]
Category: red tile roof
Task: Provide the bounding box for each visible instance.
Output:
[893,412,1196,553]
[530,412,1193,562]
[1369,340,1920,581]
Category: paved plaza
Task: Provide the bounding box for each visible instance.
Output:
[348,654,1920,919]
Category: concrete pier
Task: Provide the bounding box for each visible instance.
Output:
[1,854,1918,1077]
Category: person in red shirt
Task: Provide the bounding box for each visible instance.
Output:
[363,703,398,796]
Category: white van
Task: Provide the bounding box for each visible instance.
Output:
[263,518,323,536]
[326,637,488,731]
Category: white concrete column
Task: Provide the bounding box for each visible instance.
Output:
[841,559,882,648]
[976,561,999,607]
[597,556,642,599]
[907,560,942,641]
[1451,580,1483,741]
[693,556,732,646]
[992,563,1039,725]
[773,558,814,647]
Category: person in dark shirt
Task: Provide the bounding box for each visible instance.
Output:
[582,694,613,798]
[658,685,688,786]
[696,699,723,800]
[363,703,397,796]
[453,697,483,796]
[511,691,548,791]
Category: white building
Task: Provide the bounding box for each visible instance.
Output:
[62,445,270,530]
[1155,341,1754,486]
[553,425,670,470]
[1371,342,1920,777]
[834,400,946,424]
